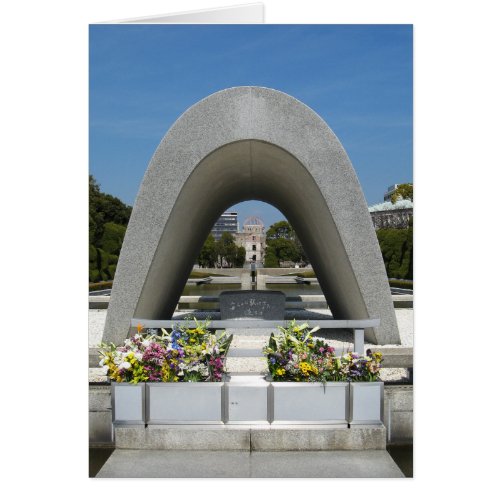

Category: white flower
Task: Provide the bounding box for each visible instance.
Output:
[101,365,109,375]
[142,339,151,348]
[119,361,131,370]
[113,356,122,364]
[135,352,143,362]
[99,356,108,367]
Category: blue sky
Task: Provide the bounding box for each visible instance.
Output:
[90,24,412,229]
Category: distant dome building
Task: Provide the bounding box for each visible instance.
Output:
[235,216,266,265]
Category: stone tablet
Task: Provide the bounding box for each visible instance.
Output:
[219,291,286,320]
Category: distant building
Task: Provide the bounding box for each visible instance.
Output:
[211,212,238,240]
[235,216,266,264]
[383,184,400,202]
[369,200,413,229]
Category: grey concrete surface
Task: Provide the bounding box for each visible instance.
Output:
[115,425,250,451]
[384,386,413,443]
[89,309,107,348]
[96,449,404,477]
[103,87,399,346]
[114,424,386,451]
[251,425,386,451]
[89,412,113,444]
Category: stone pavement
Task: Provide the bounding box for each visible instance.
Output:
[96,449,405,478]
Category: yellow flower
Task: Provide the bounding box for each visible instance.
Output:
[299,362,318,376]
[276,368,285,376]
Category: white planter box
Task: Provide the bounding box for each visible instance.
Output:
[146,382,224,424]
[111,382,146,425]
[225,376,270,424]
[349,381,384,425]
[270,382,349,426]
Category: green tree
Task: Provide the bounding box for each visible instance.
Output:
[235,246,246,267]
[89,175,132,282]
[264,251,279,268]
[101,222,126,255]
[265,220,309,266]
[215,232,242,268]
[390,183,413,203]
[266,238,301,266]
[198,234,218,268]
[266,220,296,240]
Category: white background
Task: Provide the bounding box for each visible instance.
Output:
[1,0,498,495]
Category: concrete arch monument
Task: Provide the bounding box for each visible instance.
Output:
[103,87,400,345]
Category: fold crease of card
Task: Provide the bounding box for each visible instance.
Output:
[97,3,264,24]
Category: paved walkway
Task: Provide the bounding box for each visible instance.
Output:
[96,449,405,478]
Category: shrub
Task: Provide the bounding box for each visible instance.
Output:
[101,222,126,255]
[89,269,101,283]
[108,264,117,279]
[264,251,279,268]
[376,227,413,280]
[89,245,97,264]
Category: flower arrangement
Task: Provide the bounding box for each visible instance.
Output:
[98,318,233,383]
[263,320,383,382]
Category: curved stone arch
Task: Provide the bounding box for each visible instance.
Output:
[103,87,400,345]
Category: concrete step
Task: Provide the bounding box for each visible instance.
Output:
[97,449,404,477]
[114,424,387,452]
[230,335,268,349]
[226,357,267,373]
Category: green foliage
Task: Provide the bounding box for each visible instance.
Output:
[89,245,97,264]
[108,264,117,279]
[266,238,300,265]
[89,175,132,282]
[197,233,218,268]
[89,269,101,283]
[235,246,246,267]
[266,220,295,240]
[390,183,413,203]
[217,232,245,268]
[197,232,246,268]
[101,222,126,255]
[376,227,413,280]
[264,251,279,268]
[265,220,309,267]
[216,232,236,267]
[96,248,109,270]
